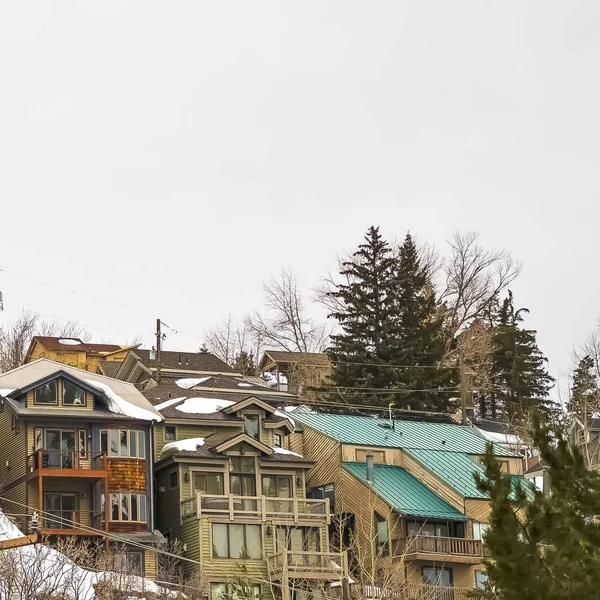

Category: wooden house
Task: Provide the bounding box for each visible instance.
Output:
[290,412,534,598]
[148,375,347,599]
[258,351,331,396]
[25,336,136,373]
[0,359,164,578]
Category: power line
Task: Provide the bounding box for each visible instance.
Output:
[327,359,459,369]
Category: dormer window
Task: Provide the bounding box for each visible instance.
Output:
[35,381,57,405]
[244,415,260,440]
[63,381,86,406]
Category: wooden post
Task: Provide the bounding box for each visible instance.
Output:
[38,473,43,531]
[341,551,350,600]
[156,318,162,384]
[281,552,290,600]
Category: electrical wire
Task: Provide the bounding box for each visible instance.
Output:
[0,496,343,599]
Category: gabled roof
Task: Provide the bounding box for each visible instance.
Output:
[25,336,134,360]
[0,359,162,421]
[343,462,465,521]
[135,349,235,374]
[293,411,516,456]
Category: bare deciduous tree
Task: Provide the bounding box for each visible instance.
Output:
[246,270,330,354]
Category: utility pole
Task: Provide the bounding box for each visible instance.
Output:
[460,351,474,425]
[156,318,162,384]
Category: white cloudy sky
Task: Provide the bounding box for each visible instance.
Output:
[1,1,599,388]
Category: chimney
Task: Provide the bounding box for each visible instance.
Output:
[366,452,374,485]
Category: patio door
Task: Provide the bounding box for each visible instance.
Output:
[45,430,76,468]
[44,493,77,529]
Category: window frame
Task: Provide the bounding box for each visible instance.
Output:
[103,492,147,523]
[34,381,58,405]
[243,414,261,440]
[169,470,179,489]
[262,474,293,498]
[100,429,146,459]
[211,583,260,600]
[422,566,453,586]
[273,432,283,448]
[115,551,144,576]
[374,511,390,557]
[193,472,224,495]
[63,380,87,407]
[165,425,177,441]
[211,523,262,559]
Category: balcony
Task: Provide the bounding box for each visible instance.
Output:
[180,493,330,523]
[268,550,348,581]
[27,450,108,479]
[395,535,483,564]
[385,584,473,600]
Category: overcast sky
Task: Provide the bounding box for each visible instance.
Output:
[1,1,599,390]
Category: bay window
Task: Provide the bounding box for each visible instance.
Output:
[101,429,146,459]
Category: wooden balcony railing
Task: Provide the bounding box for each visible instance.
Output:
[41,510,81,530]
[268,550,348,581]
[396,535,483,558]
[27,450,108,475]
[372,584,474,600]
[180,493,330,523]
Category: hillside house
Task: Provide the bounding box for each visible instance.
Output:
[25,336,136,373]
[149,379,346,599]
[0,359,163,578]
[259,351,331,396]
[290,412,533,598]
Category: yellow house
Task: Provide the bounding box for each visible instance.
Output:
[25,336,136,373]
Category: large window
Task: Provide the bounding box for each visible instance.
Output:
[44,493,77,529]
[100,429,146,459]
[35,381,57,405]
[244,415,260,439]
[307,484,335,510]
[374,512,389,556]
[422,566,453,586]
[262,475,292,498]
[212,523,262,559]
[194,472,224,495]
[230,457,256,497]
[473,522,489,541]
[104,493,147,522]
[63,381,86,406]
[475,571,488,590]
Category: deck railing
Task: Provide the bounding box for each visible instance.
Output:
[180,493,330,522]
[396,535,483,557]
[27,450,107,473]
[362,584,474,600]
[268,550,347,580]
[41,510,81,530]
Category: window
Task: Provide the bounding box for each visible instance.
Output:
[115,552,143,576]
[78,430,87,458]
[276,526,320,553]
[273,432,283,448]
[230,457,256,497]
[211,583,260,600]
[262,475,292,498]
[104,493,147,522]
[165,426,177,441]
[212,523,262,559]
[44,493,77,529]
[475,571,488,590]
[422,567,453,586]
[407,521,449,538]
[63,381,86,406]
[374,512,389,556]
[100,429,145,458]
[170,470,179,489]
[194,472,224,495]
[244,415,260,439]
[473,522,489,541]
[35,381,57,405]
[307,484,335,510]
[355,449,385,464]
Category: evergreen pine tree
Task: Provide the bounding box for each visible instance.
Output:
[569,355,599,418]
[475,415,600,599]
[327,226,399,406]
[479,292,555,421]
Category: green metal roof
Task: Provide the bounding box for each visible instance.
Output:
[343,462,466,520]
[293,411,515,456]
[405,449,537,501]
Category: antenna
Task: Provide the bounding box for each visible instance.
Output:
[389,402,396,430]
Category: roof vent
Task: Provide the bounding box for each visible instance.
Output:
[377,420,393,429]
[441,440,446,445]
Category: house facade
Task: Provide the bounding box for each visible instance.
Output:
[290,412,533,598]
[146,375,346,599]
[0,359,163,578]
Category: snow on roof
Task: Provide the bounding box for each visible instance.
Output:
[155,396,187,411]
[175,397,236,414]
[84,379,161,422]
[0,389,15,399]
[0,510,170,599]
[474,426,523,447]
[237,383,252,387]
[275,409,295,428]
[161,437,205,457]
[272,446,303,457]
[175,377,211,389]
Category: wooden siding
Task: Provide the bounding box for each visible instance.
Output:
[26,340,129,372]
[156,465,182,534]
[144,548,157,579]
[302,429,342,490]
[288,432,304,456]
[464,499,491,523]
[341,444,403,466]
[179,517,200,577]
[400,450,465,512]
[107,459,146,492]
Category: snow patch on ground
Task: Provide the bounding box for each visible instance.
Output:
[176,377,211,389]
[161,437,205,457]
[155,396,187,411]
[175,397,235,414]
[84,379,159,421]
[272,447,303,457]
